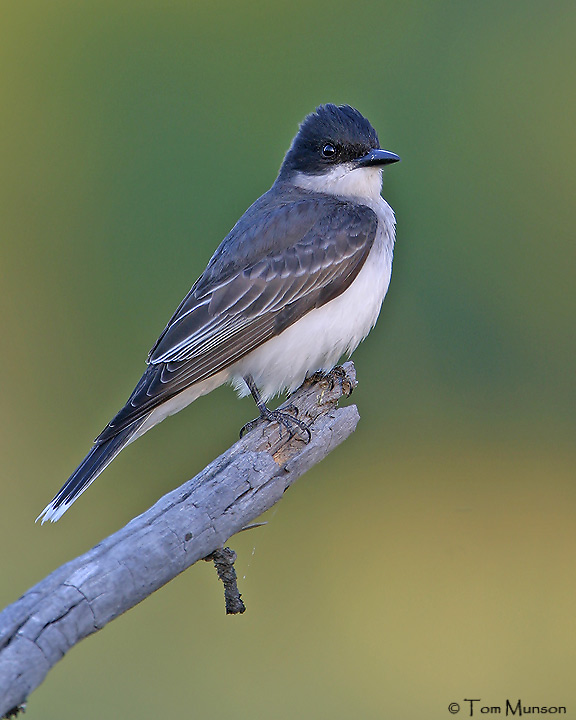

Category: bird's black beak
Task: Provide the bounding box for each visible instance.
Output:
[355,148,400,168]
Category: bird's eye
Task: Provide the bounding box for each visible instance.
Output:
[321,143,337,158]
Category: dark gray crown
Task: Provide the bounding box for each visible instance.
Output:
[278,104,380,179]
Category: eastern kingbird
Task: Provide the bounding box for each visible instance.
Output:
[37,104,400,523]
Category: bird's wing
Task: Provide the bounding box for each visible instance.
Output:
[97,197,378,442]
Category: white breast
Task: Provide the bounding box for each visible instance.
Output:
[230,167,396,401]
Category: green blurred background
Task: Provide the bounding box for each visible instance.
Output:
[1,1,575,717]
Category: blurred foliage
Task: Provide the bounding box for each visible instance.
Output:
[0,1,574,718]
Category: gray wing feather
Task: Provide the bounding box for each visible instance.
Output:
[97,190,378,442]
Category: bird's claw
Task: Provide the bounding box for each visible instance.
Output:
[309,365,353,396]
[239,419,259,438]
[240,404,311,443]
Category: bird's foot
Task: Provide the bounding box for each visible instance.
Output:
[308,365,354,397]
[240,403,312,443]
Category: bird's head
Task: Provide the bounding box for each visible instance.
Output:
[278,104,399,200]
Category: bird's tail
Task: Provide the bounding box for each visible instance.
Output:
[36,418,146,524]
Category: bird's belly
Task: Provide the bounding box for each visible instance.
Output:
[230,226,393,401]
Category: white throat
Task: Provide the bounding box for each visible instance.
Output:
[292,164,383,203]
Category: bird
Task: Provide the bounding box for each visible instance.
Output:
[37,103,400,523]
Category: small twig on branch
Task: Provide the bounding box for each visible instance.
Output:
[205,548,246,615]
[0,362,359,715]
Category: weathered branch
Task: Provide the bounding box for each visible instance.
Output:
[0,362,359,715]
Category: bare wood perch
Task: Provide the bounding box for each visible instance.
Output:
[0,362,359,715]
